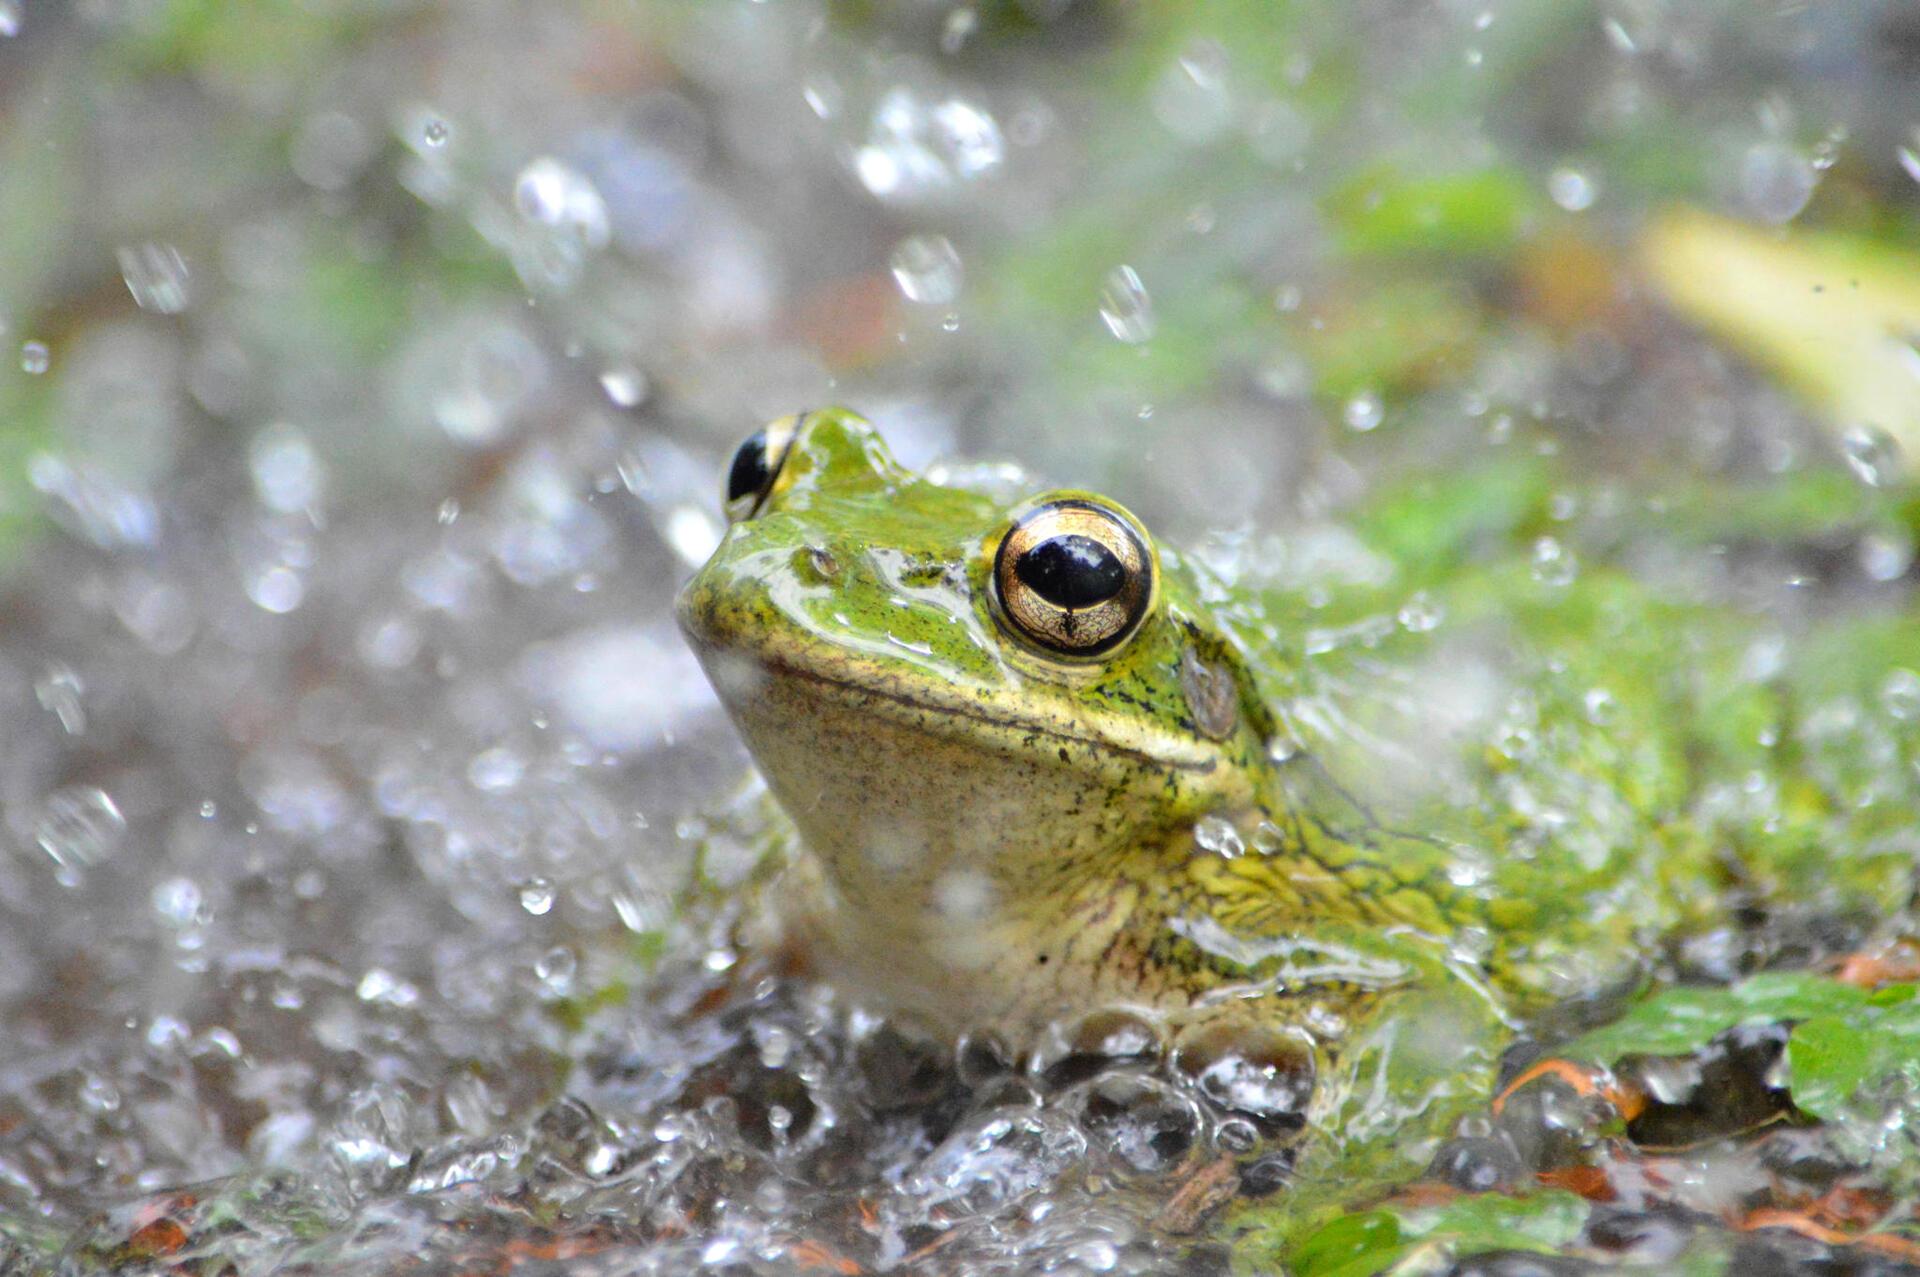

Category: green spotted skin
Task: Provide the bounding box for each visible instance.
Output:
[677,409,1920,1139]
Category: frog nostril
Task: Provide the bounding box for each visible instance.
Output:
[1014,534,1127,609]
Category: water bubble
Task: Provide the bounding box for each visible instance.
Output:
[1192,815,1245,859]
[422,118,449,148]
[117,243,191,314]
[853,87,1005,204]
[1602,16,1636,53]
[1098,265,1154,343]
[34,786,126,878]
[1547,167,1597,212]
[1583,687,1617,725]
[21,340,48,374]
[1530,535,1577,586]
[1176,1025,1314,1121]
[889,234,964,305]
[1739,141,1816,225]
[518,877,557,916]
[0,1,19,38]
[466,746,525,793]
[250,422,325,513]
[1841,424,1902,487]
[1881,668,1920,721]
[34,664,85,734]
[535,945,577,995]
[1397,590,1443,632]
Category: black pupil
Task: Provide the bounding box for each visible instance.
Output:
[726,430,774,505]
[1014,533,1128,609]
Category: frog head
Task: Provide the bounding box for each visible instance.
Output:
[676,410,1276,1020]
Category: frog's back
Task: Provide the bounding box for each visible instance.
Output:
[1203,472,1920,1007]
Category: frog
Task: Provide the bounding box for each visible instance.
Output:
[675,406,1920,1248]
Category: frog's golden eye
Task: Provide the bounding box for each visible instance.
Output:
[992,498,1155,659]
[723,415,800,523]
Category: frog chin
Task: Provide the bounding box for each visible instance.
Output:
[691,641,1259,1029]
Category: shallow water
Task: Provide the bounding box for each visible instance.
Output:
[3,3,1920,1274]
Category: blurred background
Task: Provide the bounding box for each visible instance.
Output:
[3,1,1920,1272]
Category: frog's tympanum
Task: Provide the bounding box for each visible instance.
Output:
[677,408,1912,1211]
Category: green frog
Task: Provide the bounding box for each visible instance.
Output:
[676,407,1919,1239]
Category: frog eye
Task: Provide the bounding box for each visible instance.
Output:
[992,498,1156,659]
[723,415,801,523]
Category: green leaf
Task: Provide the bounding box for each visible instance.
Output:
[1787,997,1920,1124]
[1561,971,1870,1063]
[1289,1209,1403,1277]
[1290,1191,1588,1277]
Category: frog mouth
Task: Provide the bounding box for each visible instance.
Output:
[681,605,1220,777]
[755,651,1220,775]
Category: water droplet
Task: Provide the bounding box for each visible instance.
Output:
[853,88,1004,203]
[1152,40,1234,143]
[1860,529,1915,582]
[889,234,964,305]
[1602,16,1636,53]
[1882,668,1920,721]
[597,366,647,408]
[1841,424,1902,487]
[250,422,325,513]
[664,503,722,566]
[535,945,577,994]
[34,786,126,879]
[0,1,20,38]
[357,967,419,1006]
[1397,590,1443,632]
[248,565,305,614]
[422,118,450,148]
[467,746,525,793]
[34,664,85,734]
[1193,815,1245,859]
[1898,145,1920,187]
[1583,687,1617,725]
[1739,141,1816,225]
[151,876,204,927]
[1098,265,1155,343]
[514,157,610,248]
[940,5,977,55]
[117,242,191,314]
[20,340,48,374]
[1530,535,1577,586]
[1547,167,1597,212]
[518,877,557,915]
[1343,390,1384,432]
